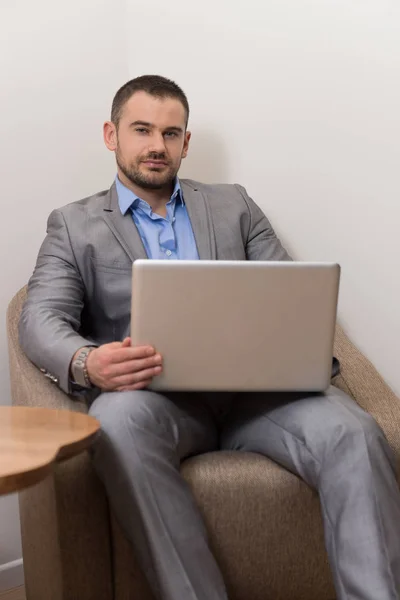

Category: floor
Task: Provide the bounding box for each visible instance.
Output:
[0,587,25,600]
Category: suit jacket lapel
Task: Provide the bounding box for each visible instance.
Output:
[101,182,148,261]
[181,181,216,260]
[101,180,217,261]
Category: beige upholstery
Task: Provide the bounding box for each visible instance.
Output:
[7,286,400,600]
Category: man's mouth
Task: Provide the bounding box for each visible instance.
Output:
[142,160,168,168]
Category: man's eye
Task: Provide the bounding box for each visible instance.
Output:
[164,131,177,138]
[136,128,149,134]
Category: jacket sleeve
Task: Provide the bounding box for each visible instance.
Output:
[235,184,292,261]
[19,209,94,394]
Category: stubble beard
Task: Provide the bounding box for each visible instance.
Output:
[116,147,179,191]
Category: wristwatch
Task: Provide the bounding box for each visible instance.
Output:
[70,347,95,389]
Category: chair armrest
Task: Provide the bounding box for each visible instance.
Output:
[334,324,400,459]
[7,286,87,414]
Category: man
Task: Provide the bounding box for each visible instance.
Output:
[20,75,400,600]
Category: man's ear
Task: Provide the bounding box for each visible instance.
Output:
[182,130,191,159]
[103,121,117,151]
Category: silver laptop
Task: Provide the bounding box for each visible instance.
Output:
[130,260,340,392]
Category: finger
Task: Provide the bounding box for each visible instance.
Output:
[106,341,125,350]
[121,337,131,348]
[116,379,153,392]
[111,366,162,388]
[110,345,156,364]
[108,354,162,377]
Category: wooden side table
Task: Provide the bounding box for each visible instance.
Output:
[0,406,100,495]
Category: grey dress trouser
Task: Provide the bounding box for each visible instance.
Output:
[89,386,400,600]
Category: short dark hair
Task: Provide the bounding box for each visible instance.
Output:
[111,75,190,128]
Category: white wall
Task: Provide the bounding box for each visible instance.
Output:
[1,0,400,591]
[126,0,400,395]
[0,0,127,590]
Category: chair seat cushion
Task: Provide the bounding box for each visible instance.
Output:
[112,451,336,600]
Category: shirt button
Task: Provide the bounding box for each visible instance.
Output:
[166,250,172,257]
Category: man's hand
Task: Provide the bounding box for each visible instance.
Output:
[82,338,163,392]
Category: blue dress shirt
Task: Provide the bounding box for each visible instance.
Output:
[115,177,199,260]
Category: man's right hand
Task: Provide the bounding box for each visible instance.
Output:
[84,337,163,392]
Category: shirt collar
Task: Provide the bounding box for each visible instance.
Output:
[115,175,183,216]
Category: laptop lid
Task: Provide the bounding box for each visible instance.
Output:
[131,260,340,392]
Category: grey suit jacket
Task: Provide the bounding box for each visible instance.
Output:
[19,179,291,394]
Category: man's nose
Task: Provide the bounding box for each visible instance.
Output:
[148,132,166,154]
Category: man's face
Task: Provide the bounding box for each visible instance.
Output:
[104,91,190,190]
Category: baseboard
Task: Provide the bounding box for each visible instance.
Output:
[0,560,24,593]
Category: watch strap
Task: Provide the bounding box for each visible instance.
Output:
[71,346,95,388]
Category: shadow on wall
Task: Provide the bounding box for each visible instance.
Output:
[179,129,230,184]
